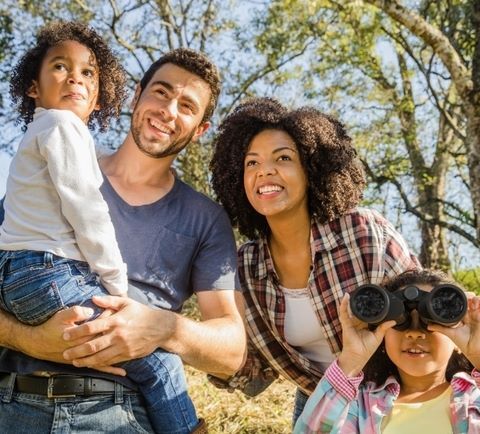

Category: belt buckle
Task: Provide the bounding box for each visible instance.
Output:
[47,377,76,398]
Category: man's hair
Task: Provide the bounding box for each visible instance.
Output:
[363,269,473,385]
[210,97,366,240]
[10,21,127,132]
[139,48,221,123]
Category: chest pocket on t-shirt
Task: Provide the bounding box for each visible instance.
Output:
[144,225,197,308]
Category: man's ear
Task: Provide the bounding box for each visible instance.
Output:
[130,85,142,110]
[191,121,210,142]
[27,81,39,99]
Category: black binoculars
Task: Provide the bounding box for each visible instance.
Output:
[349,283,467,330]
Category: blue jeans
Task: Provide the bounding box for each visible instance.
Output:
[292,388,309,427]
[0,250,198,434]
[0,376,154,433]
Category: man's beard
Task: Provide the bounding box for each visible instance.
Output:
[131,111,196,159]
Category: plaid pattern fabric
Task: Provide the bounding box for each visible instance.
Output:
[236,208,420,395]
[294,363,480,433]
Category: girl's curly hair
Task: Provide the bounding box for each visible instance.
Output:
[363,269,473,386]
[210,97,366,239]
[10,21,127,132]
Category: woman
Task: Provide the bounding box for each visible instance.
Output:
[209,97,420,423]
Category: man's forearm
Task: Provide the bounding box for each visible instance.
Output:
[0,306,94,363]
[161,312,247,376]
[62,293,247,375]
[0,309,23,351]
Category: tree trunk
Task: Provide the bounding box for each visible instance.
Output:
[395,50,451,269]
[363,0,480,238]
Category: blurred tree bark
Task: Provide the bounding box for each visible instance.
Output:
[363,0,480,243]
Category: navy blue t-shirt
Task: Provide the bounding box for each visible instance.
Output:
[0,175,239,386]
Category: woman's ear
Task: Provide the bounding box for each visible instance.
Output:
[27,81,39,99]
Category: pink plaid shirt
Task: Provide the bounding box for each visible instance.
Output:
[232,208,420,395]
[294,360,480,433]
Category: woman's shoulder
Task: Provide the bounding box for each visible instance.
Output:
[238,239,261,257]
[340,207,389,225]
[313,207,392,236]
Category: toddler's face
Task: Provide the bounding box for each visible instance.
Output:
[384,283,456,382]
[28,40,100,123]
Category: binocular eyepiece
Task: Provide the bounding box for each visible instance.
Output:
[349,283,467,331]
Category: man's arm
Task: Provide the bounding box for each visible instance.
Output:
[62,290,247,376]
[0,307,127,376]
[0,306,95,362]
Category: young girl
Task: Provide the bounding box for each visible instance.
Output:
[0,21,200,433]
[294,269,480,433]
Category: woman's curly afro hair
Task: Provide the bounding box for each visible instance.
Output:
[363,269,473,386]
[10,21,128,132]
[210,97,366,240]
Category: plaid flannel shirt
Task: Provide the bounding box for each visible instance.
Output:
[233,208,420,396]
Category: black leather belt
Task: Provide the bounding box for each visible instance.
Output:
[0,374,132,398]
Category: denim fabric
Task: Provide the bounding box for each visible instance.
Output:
[0,250,198,433]
[292,387,309,427]
[0,380,154,433]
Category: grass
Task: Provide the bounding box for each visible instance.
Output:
[182,296,296,433]
[186,366,295,433]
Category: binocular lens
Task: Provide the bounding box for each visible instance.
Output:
[429,286,466,321]
[350,285,387,322]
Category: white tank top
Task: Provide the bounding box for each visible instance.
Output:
[281,286,335,371]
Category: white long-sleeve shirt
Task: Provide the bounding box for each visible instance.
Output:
[0,108,128,296]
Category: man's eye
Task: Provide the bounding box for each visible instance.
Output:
[181,103,194,113]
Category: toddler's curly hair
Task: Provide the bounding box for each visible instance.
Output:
[10,21,127,131]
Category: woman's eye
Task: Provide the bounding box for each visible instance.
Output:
[278,155,291,161]
[83,69,95,77]
[54,63,66,71]
[245,160,257,167]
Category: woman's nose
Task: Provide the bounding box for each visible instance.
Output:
[257,161,276,177]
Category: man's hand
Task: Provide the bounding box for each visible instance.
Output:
[63,296,169,368]
[11,306,94,362]
[62,290,246,377]
[0,305,126,376]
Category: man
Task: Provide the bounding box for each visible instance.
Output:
[0,48,246,433]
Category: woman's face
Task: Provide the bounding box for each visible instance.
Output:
[384,283,456,384]
[243,129,308,219]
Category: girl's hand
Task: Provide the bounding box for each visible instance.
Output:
[337,294,396,376]
[429,296,480,369]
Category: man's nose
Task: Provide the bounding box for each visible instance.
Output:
[161,99,178,121]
